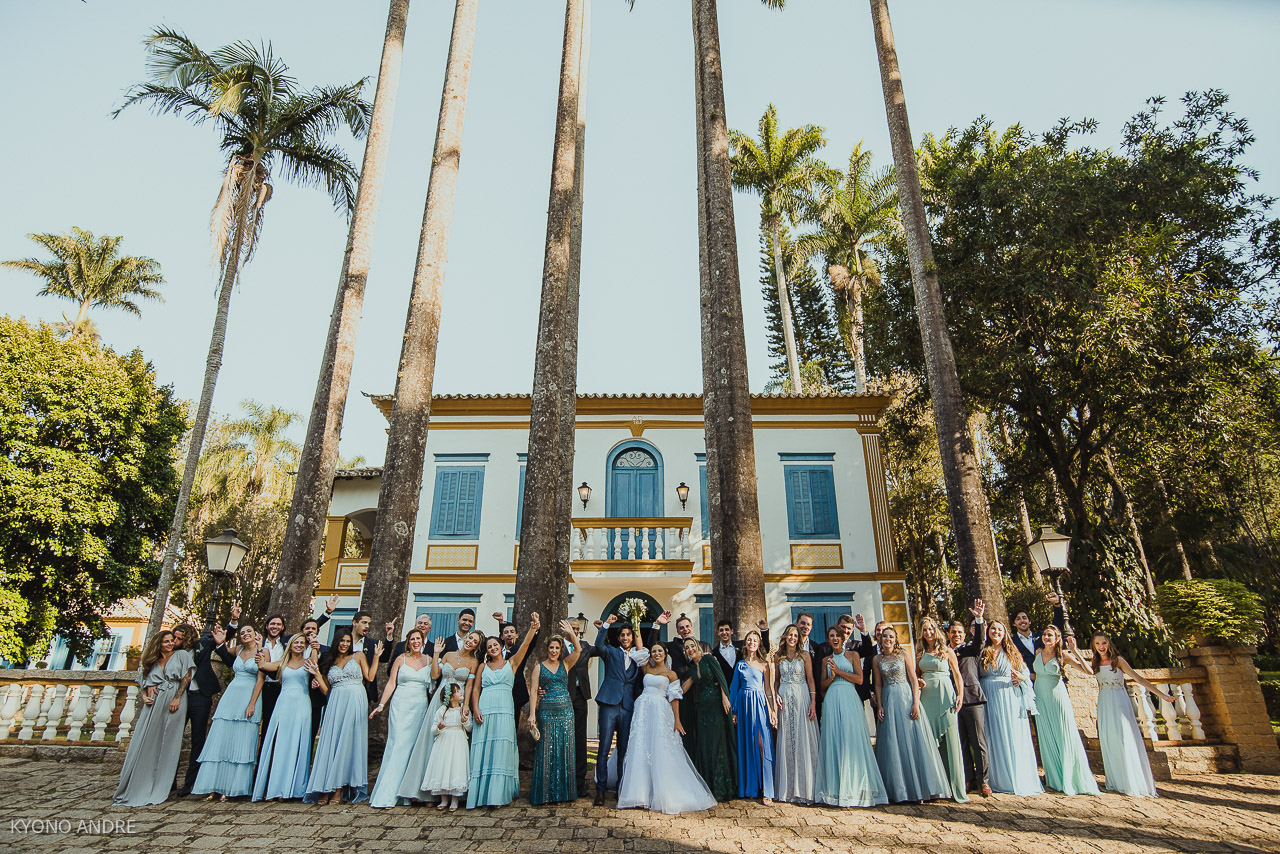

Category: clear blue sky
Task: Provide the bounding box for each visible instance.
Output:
[2,0,1277,465]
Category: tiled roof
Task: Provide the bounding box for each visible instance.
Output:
[365,391,882,402]
[103,596,188,626]
[335,467,383,479]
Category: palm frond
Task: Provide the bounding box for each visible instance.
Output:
[274,139,360,214]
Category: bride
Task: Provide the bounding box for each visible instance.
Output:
[617,642,716,814]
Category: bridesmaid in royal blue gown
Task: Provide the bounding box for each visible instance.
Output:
[252,634,320,801]
[815,627,887,807]
[306,628,382,805]
[871,627,952,803]
[979,621,1044,796]
[728,630,776,802]
[467,616,539,809]
[1089,632,1172,797]
[192,624,262,799]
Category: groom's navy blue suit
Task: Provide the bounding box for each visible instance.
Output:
[589,628,643,793]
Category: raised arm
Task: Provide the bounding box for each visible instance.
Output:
[509,613,542,673]
[560,621,582,670]
[354,641,384,682]
[1117,657,1174,703]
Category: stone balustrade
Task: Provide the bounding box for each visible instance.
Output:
[570,517,693,562]
[0,670,139,747]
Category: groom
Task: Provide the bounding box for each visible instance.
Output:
[589,614,649,806]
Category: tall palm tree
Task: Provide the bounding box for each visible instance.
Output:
[868,0,1006,623]
[115,29,371,647]
[360,1,480,636]
[515,0,591,652]
[796,143,898,392]
[3,227,163,341]
[690,0,777,635]
[272,0,413,628]
[729,104,833,393]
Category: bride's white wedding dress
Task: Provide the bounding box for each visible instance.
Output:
[617,673,716,814]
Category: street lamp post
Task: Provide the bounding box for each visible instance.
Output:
[1028,525,1074,639]
[203,528,249,629]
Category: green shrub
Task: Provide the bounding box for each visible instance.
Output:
[1261,679,1280,723]
[1156,579,1264,647]
[1255,653,1280,672]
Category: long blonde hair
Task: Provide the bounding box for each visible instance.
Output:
[280,633,308,671]
[1040,624,1065,672]
[916,617,944,659]
[980,621,1023,672]
[742,629,767,664]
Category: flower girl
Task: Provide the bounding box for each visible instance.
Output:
[422,682,472,810]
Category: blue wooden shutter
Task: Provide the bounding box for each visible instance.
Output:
[430,467,485,538]
[784,465,839,538]
[515,465,526,537]
[699,465,709,539]
[699,608,716,645]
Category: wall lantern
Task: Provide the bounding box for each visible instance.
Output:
[578,482,592,510]
[676,482,690,510]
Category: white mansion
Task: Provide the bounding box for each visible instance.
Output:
[317,392,912,649]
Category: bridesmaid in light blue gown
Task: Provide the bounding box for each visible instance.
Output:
[112,630,194,807]
[979,621,1044,796]
[729,630,776,802]
[192,624,262,799]
[467,616,539,809]
[1089,632,1172,797]
[252,634,320,801]
[306,628,383,805]
[872,627,952,803]
[815,627,887,807]
[369,629,438,808]
[398,630,484,803]
[1031,626,1098,795]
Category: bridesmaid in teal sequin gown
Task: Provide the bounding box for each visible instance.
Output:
[467,616,539,808]
[528,621,584,805]
[1031,625,1099,795]
[872,627,952,803]
[916,618,969,803]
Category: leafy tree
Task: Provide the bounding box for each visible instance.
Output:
[0,317,184,662]
[3,227,163,341]
[870,92,1279,662]
[758,226,854,392]
[115,29,370,644]
[730,104,834,391]
[796,143,898,392]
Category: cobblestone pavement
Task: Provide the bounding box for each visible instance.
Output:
[3,756,1279,854]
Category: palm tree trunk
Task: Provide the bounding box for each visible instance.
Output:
[1101,448,1156,600]
[693,0,768,636]
[145,160,255,648]
[516,0,587,645]
[361,0,478,633]
[1153,473,1193,581]
[551,0,592,635]
[271,0,411,627]
[849,258,868,393]
[768,220,802,392]
[1015,489,1042,586]
[868,0,1006,625]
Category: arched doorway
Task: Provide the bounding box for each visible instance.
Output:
[599,590,667,643]
[605,440,663,558]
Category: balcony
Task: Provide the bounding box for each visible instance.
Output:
[569,517,695,589]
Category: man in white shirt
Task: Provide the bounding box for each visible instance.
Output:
[711,618,771,681]
[442,609,477,653]
[255,614,287,748]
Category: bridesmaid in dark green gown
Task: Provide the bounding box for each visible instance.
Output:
[679,640,737,801]
[527,621,583,805]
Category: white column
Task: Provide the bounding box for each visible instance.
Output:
[1159,688,1181,742]
[41,683,69,740]
[116,685,139,743]
[1181,682,1205,740]
[19,684,47,741]
[0,684,23,740]
[65,684,94,742]
[92,685,118,742]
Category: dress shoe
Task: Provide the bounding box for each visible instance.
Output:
[592,789,605,807]
[980,784,992,797]
[176,786,192,798]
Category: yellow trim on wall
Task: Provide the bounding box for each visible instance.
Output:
[691,571,907,584]
[424,418,885,433]
[370,393,892,420]
[862,433,900,573]
[789,543,844,570]
[570,560,694,574]
[426,544,479,570]
[880,581,907,602]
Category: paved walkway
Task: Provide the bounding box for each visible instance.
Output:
[4,755,1279,854]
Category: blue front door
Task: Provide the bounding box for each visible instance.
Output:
[608,446,661,558]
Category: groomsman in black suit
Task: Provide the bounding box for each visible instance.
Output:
[644,610,697,677]
[564,630,596,795]
[711,618,771,681]
[301,615,332,744]
[349,611,385,705]
[1010,593,1066,671]
[441,609,477,653]
[950,599,990,796]
[796,612,830,660]
[172,616,235,796]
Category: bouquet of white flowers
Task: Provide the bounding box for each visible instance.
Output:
[618,597,648,638]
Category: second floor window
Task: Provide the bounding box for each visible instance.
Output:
[430,466,485,539]
[783,464,839,539]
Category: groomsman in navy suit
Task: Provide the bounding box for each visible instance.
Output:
[588,615,649,806]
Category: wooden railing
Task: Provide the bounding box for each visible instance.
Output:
[0,671,140,746]
[570,517,694,562]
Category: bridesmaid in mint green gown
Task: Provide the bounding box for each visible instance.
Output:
[467,617,539,808]
[1031,625,1098,795]
[916,618,969,803]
